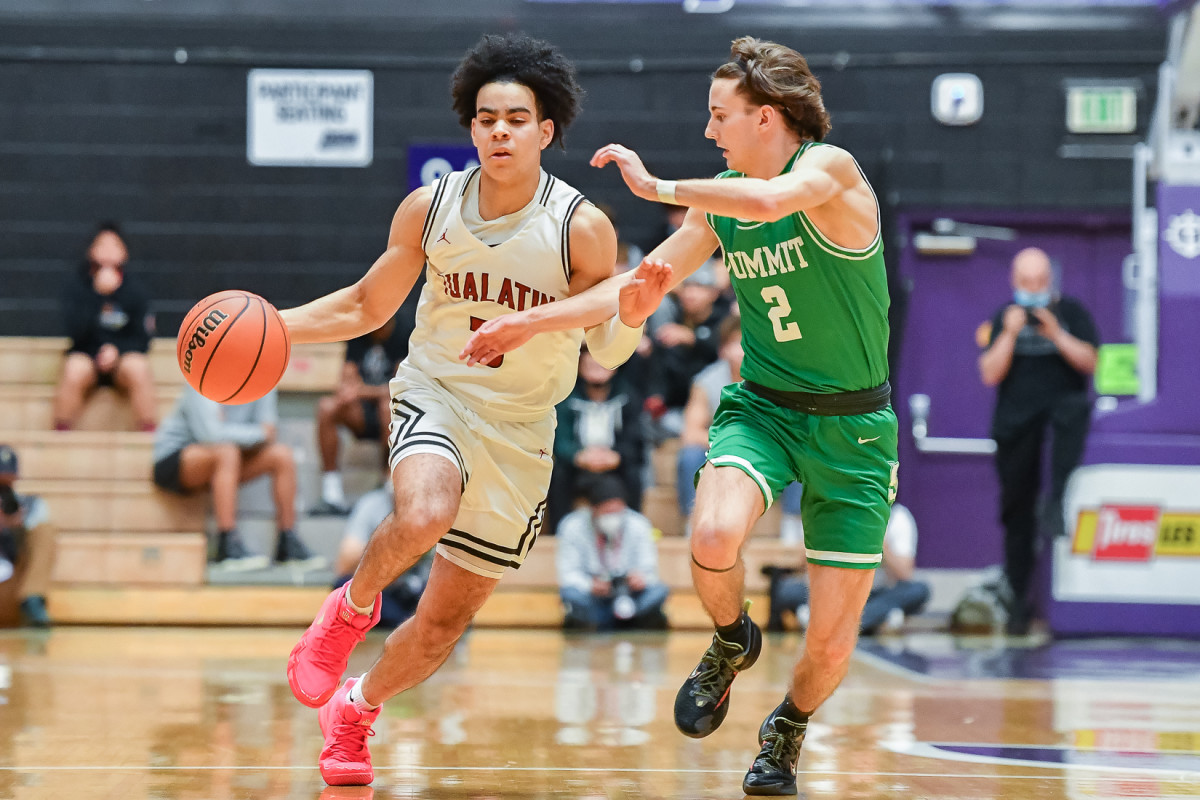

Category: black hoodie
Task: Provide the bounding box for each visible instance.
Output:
[62,263,152,357]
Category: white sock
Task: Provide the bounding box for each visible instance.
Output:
[322,472,345,505]
[348,675,378,711]
[344,581,375,616]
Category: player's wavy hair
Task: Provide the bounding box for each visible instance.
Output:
[712,37,832,142]
[451,33,583,149]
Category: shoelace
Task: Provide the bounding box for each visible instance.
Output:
[753,724,802,774]
[690,643,740,706]
[308,612,367,675]
[327,721,376,762]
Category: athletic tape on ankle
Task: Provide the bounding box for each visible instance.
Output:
[692,553,737,573]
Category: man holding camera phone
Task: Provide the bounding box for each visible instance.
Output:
[978,247,1098,635]
[554,474,669,631]
[0,445,55,627]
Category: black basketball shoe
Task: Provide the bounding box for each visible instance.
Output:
[673,613,762,738]
[742,701,807,796]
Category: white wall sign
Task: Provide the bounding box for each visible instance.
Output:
[931,73,983,126]
[247,69,373,167]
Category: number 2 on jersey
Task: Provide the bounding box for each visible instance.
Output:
[761,285,802,342]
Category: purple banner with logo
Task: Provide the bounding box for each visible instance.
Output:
[407,144,479,193]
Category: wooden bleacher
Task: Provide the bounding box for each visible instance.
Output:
[3,334,795,629]
[0,337,344,617]
[44,536,802,628]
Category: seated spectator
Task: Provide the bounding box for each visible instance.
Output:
[547,348,645,533]
[556,475,668,631]
[331,481,432,628]
[0,445,54,627]
[53,222,158,432]
[765,503,930,635]
[152,386,322,571]
[643,259,731,441]
[313,315,412,515]
[677,317,803,541]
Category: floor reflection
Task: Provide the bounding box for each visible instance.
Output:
[0,628,1194,799]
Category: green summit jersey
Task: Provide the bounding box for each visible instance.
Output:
[705,142,890,394]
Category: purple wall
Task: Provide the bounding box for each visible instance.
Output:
[896,211,1132,568]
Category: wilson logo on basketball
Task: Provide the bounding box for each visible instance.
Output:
[181,310,229,374]
[1092,505,1160,562]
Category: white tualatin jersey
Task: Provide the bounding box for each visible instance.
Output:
[402,167,587,422]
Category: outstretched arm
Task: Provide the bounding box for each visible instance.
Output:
[280,187,431,344]
[591,142,866,224]
[459,207,718,366]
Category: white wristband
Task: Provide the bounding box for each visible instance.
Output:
[655,180,678,205]
[585,316,645,369]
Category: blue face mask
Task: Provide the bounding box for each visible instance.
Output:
[1014,289,1051,308]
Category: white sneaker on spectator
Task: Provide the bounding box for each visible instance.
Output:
[780,514,804,546]
[879,608,906,634]
[795,603,811,630]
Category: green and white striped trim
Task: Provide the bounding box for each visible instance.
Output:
[796,211,881,261]
[805,548,883,566]
[707,454,774,511]
[791,142,882,261]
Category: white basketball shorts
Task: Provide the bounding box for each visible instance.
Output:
[386,364,553,579]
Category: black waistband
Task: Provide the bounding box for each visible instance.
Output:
[743,380,891,417]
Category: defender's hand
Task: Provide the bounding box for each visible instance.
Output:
[460,314,534,367]
[618,258,673,328]
[590,144,657,202]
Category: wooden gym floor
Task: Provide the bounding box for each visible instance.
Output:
[0,627,1197,799]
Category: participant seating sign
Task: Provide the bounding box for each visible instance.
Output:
[247,69,373,167]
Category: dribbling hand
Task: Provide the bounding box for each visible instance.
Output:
[590,144,657,202]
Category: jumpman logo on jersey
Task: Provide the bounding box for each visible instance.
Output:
[436,229,451,246]
[538,448,549,459]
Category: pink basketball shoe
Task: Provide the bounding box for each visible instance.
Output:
[318,677,381,786]
[288,584,381,708]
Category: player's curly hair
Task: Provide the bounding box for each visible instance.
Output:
[451,33,583,149]
[712,36,832,142]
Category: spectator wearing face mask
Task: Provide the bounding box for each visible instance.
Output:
[54,222,158,431]
[978,247,1098,635]
[555,475,669,631]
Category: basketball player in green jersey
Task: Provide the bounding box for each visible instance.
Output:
[463,36,896,795]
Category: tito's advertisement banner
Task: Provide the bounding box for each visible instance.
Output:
[1056,464,1200,605]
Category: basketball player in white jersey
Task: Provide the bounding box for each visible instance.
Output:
[276,34,671,786]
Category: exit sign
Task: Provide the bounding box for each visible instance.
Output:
[1066,85,1137,134]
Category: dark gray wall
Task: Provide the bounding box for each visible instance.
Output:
[0,1,1167,335]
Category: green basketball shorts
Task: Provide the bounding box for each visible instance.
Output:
[703,381,899,569]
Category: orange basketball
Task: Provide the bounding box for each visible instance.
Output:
[177,290,291,404]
